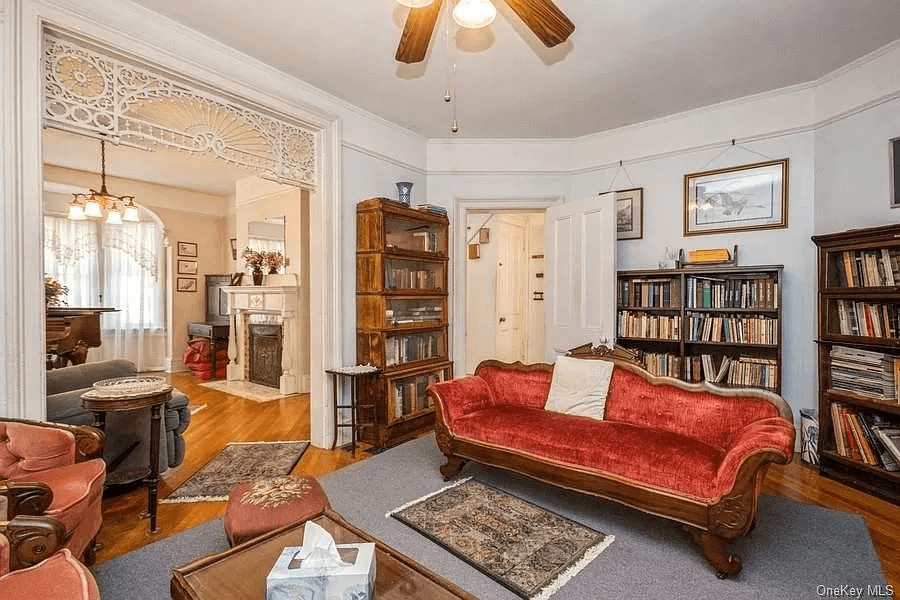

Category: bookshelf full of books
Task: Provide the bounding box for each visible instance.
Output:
[356,197,452,448]
[813,224,900,504]
[616,265,783,393]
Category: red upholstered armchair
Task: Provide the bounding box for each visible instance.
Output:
[0,419,105,564]
[0,516,100,600]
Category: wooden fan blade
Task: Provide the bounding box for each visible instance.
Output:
[395,0,444,64]
[504,0,575,48]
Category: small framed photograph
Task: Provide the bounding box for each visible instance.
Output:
[176,277,197,292]
[177,241,198,257]
[684,159,788,236]
[891,137,899,208]
[177,259,198,275]
[615,187,643,240]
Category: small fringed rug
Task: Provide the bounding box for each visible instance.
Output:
[388,478,613,600]
[162,441,309,503]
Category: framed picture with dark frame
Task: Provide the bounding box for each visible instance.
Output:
[891,137,900,208]
[684,158,788,236]
[177,241,198,257]
[177,259,198,275]
[615,187,643,240]
[176,277,197,292]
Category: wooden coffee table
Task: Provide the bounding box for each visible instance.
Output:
[171,508,476,600]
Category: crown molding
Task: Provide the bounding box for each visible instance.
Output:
[342,141,426,175]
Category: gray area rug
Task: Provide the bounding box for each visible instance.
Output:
[390,478,613,599]
[93,434,888,600]
[162,440,309,503]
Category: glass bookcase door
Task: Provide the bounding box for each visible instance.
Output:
[387,365,452,423]
[385,298,445,327]
[384,258,445,292]
[385,329,447,368]
[384,214,447,255]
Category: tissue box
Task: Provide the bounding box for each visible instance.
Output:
[266,543,375,600]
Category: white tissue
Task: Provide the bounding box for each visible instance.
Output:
[295,520,352,569]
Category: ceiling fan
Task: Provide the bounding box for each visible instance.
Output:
[395,0,575,64]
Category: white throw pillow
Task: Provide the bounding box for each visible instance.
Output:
[544,356,614,421]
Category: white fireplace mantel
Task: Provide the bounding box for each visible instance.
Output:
[224,280,301,395]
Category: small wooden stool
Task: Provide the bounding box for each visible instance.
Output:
[223,475,329,546]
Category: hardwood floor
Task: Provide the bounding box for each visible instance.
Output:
[96,372,899,591]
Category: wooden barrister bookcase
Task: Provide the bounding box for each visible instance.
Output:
[356,197,452,448]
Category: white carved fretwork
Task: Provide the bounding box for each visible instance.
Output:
[42,31,318,188]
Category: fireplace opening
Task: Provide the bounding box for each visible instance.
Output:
[248,323,283,388]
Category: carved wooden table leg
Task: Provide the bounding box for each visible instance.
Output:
[140,402,163,534]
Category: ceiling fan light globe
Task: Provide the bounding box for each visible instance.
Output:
[396,0,434,7]
[453,0,496,29]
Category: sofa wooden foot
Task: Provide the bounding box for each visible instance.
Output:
[439,456,468,480]
[81,536,102,566]
[689,528,742,577]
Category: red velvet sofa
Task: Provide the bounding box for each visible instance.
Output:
[428,353,795,577]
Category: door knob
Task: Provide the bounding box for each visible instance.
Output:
[499,317,506,323]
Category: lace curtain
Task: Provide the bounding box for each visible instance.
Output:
[44,216,167,370]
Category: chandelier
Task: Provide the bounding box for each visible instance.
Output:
[67,139,139,224]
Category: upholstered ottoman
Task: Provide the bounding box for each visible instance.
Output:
[223,476,329,546]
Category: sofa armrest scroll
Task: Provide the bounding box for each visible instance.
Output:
[715,417,795,495]
[0,515,67,572]
[428,376,493,428]
[0,482,53,518]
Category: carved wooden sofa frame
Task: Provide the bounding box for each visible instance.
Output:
[429,352,794,578]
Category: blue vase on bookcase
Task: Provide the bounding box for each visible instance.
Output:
[396,182,413,206]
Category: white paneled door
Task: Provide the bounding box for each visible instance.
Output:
[495,218,527,362]
[544,193,617,359]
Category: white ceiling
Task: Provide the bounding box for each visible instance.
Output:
[126,0,900,139]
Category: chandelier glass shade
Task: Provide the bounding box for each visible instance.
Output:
[452,0,496,29]
[396,0,434,7]
[68,139,139,224]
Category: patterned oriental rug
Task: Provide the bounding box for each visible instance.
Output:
[389,478,614,600]
[162,441,309,503]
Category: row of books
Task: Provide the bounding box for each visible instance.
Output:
[391,373,440,420]
[385,266,440,290]
[385,332,441,367]
[833,248,900,288]
[633,351,682,378]
[833,300,900,339]
[720,355,778,390]
[618,278,681,308]
[385,305,443,325]
[685,313,778,345]
[617,311,681,340]
[685,276,779,309]
[829,345,900,403]
[830,402,900,471]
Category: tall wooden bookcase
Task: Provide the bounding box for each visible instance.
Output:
[616,265,783,393]
[812,224,900,504]
[356,197,452,448]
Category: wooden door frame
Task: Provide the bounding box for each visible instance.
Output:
[453,196,561,376]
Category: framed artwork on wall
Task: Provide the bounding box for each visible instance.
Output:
[176,277,197,292]
[177,259,198,275]
[684,159,788,236]
[615,187,643,240]
[177,241,198,257]
[891,137,899,208]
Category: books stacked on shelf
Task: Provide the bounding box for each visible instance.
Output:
[835,248,900,288]
[618,278,681,308]
[685,276,778,309]
[634,351,681,378]
[830,402,900,471]
[386,266,438,290]
[684,354,734,384]
[685,313,777,345]
[386,332,440,367]
[833,300,900,339]
[414,203,448,217]
[724,356,778,390]
[829,345,900,402]
[411,230,440,252]
[392,373,440,420]
[617,311,681,340]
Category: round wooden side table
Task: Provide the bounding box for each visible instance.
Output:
[81,384,173,534]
